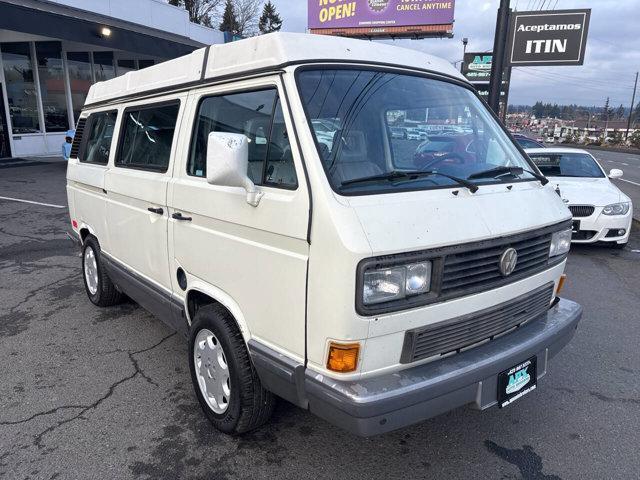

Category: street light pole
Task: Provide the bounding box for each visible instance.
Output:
[626,71,638,140]
[488,0,511,117]
[460,37,468,73]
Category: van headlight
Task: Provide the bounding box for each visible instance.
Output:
[363,262,432,305]
[549,229,572,257]
[602,202,630,216]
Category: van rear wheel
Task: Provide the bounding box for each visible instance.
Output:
[189,304,275,434]
[82,236,123,307]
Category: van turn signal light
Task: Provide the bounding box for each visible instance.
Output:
[556,274,567,296]
[327,342,360,373]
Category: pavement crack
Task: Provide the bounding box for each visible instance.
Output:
[8,273,77,316]
[589,391,640,405]
[1,332,178,450]
[0,405,85,426]
[0,227,56,243]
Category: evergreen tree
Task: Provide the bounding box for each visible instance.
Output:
[602,97,613,121]
[616,104,626,119]
[258,1,283,34]
[219,0,240,34]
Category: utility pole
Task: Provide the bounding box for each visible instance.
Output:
[488,0,511,117]
[626,72,638,140]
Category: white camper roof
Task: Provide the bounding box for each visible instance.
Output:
[85,32,466,106]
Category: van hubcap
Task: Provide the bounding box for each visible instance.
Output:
[84,247,99,295]
[194,329,230,414]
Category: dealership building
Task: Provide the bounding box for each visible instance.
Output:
[0,0,223,158]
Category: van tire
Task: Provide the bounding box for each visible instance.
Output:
[82,236,123,307]
[189,304,275,434]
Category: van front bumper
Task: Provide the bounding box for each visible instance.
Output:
[303,298,581,436]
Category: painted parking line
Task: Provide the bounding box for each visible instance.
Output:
[0,195,66,209]
[617,178,640,188]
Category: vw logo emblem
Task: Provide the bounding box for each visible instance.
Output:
[499,248,518,277]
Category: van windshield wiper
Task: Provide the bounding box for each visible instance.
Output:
[467,165,549,185]
[340,170,479,193]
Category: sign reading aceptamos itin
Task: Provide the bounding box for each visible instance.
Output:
[508,9,591,66]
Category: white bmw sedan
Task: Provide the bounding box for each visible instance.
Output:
[526,148,633,248]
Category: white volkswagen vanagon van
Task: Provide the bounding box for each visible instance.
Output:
[67,33,582,436]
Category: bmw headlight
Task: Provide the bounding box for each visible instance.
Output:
[602,202,630,216]
[363,262,432,306]
[549,229,572,257]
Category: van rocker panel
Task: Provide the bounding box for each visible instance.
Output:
[251,298,581,436]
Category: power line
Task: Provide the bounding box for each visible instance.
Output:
[521,67,637,89]
[514,69,635,101]
[515,69,636,93]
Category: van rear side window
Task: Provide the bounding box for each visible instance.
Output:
[116,102,180,173]
[79,110,117,165]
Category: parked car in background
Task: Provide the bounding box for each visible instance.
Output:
[390,127,407,139]
[513,133,545,149]
[526,148,632,248]
[406,128,426,141]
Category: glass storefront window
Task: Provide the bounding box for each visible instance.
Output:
[1,42,40,134]
[93,51,115,82]
[117,59,137,75]
[35,41,69,132]
[66,52,93,123]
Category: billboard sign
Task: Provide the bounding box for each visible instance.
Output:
[308,0,455,39]
[508,9,591,66]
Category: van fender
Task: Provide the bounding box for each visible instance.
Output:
[185,279,252,343]
[77,221,97,243]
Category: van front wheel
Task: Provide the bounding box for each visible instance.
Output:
[82,237,123,307]
[189,304,275,434]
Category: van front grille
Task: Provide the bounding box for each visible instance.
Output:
[440,233,551,298]
[569,205,595,218]
[400,284,554,363]
[356,222,570,316]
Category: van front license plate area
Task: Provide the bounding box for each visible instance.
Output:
[497,357,537,408]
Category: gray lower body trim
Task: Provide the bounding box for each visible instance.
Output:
[249,298,582,437]
[100,254,188,337]
[248,340,308,409]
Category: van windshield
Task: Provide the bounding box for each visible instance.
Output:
[296,68,536,194]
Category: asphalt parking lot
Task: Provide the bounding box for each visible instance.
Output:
[1,157,639,480]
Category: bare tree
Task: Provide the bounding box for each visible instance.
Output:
[168,0,224,27]
[234,0,263,36]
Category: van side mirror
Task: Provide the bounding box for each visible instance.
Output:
[206,132,263,207]
[609,169,623,179]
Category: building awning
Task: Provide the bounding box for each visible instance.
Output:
[0,0,204,58]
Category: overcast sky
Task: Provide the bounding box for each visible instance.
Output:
[268,0,639,108]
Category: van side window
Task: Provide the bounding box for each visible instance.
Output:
[79,111,117,165]
[188,89,298,189]
[116,102,180,173]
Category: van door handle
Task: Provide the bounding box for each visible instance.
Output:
[172,212,192,221]
[147,207,164,215]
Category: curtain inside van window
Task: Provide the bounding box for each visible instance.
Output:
[116,103,179,173]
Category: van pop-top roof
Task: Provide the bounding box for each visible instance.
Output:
[85,32,466,107]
